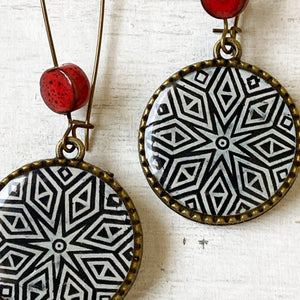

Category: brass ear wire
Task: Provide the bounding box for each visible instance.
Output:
[40,0,58,67]
[230,15,242,40]
[85,0,106,151]
[213,16,242,56]
[60,113,94,154]
[40,0,106,152]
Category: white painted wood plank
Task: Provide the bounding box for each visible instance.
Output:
[0,0,299,299]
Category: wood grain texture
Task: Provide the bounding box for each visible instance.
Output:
[0,0,299,299]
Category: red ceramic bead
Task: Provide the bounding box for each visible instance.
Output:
[201,0,249,19]
[40,63,90,114]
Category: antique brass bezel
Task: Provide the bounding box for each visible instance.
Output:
[139,58,300,225]
[0,158,143,299]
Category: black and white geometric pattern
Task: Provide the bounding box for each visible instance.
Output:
[0,166,134,299]
[144,66,296,216]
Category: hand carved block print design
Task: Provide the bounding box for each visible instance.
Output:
[0,166,135,299]
[144,66,296,217]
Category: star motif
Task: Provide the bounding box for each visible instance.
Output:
[197,116,251,173]
[30,216,89,278]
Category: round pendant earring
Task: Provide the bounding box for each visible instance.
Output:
[0,1,142,299]
[139,0,300,225]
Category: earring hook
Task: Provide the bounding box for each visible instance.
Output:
[40,0,106,151]
[40,0,59,67]
[213,16,242,56]
[85,0,106,151]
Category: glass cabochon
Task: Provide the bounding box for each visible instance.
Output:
[0,161,142,299]
[139,60,300,224]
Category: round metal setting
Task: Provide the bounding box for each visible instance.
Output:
[139,59,300,225]
[0,159,142,299]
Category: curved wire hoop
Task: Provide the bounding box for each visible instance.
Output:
[40,0,106,151]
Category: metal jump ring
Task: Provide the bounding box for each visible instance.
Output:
[221,37,234,55]
[56,137,85,161]
[214,37,242,60]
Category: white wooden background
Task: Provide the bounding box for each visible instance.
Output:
[0,0,299,299]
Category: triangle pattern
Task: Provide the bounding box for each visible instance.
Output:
[261,141,272,154]
[210,177,229,212]
[5,215,16,225]
[251,109,264,121]
[64,277,82,299]
[216,71,237,111]
[259,103,268,113]
[208,68,244,128]
[107,194,121,208]
[71,181,92,220]
[88,261,124,281]
[0,250,27,271]
[3,213,30,233]
[200,162,237,215]
[255,137,290,158]
[34,175,54,213]
[171,162,201,189]
[242,167,268,197]
[156,126,192,148]
[92,223,125,244]
[177,88,205,120]
[244,97,276,126]
[26,271,49,300]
